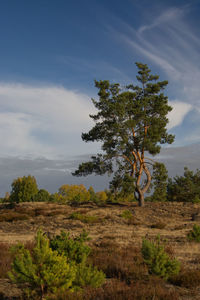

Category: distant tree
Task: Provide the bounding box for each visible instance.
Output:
[58,184,90,204]
[167,167,200,202]
[73,63,174,206]
[150,162,168,202]
[33,189,50,202]
[10,175,38,203]
[109,173,135,202]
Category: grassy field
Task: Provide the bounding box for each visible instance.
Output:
[0,201,200,299]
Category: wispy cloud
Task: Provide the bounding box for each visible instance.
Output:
[138,7,186,34]
[0,83,98,158]
[110,4,200,133]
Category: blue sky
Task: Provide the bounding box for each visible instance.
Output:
[0,0,200,194]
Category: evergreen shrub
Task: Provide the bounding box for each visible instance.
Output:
[141,236,180,279]
[9,230,105,298]
[50,230,91,264]
[187,224,200,242]
[8,230,76,298]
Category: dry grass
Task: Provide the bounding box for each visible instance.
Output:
[0,212,31,222]
[1,201,200,298]
[170,268,200,288]
[51,278,179,300]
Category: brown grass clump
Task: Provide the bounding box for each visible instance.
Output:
[0,212,30,222]
[89,243,148,283]
[83,278,179,300]
[0,243,13,278]
[150,222,167,229]
[52,278,179,300]
[170,268,200,288]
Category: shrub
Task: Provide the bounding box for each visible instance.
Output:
[167,167,200,202]
[58,184,91,205]
[33,189,50,202]
[95,191,108,203]
[141,236,180,280]
[50,230,91,264]
[9,175,38,203]
[187,224,200,242]
[50,231,105,290]
[73,263,105,289]
[8,230,76,299]
[69,212,99,224]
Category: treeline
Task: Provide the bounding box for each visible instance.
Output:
[1,165,200,204]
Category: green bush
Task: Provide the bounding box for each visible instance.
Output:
[187,224,200,242]
[9,230,105,299]
[74,262,105,289]
[9,175,38,203]
[50,230,91,264]
[58,184,90,204]
[8,230,76,299]
[50,230,105,290]
[167,167,200,202]
[141,236,180,280]
[33,189,50,202]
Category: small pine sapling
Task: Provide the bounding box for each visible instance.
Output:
[8,230,76,298]
[141,236,180,280]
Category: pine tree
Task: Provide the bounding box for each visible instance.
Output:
[73,63,174,206]
[8,230,76,298]
[151,162,168,202]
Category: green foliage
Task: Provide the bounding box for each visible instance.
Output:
[58,184,90,204]
[33,189,50,202]
[141,236,180,280]
[151,162,168,202]
[50,231,91,264]
[109,174,135,202]
[9,230,105,298]
[187,224,200,242]
[69,212,99,224]
[9,175,38,203]
[50,231,105,290]
[8,230,76,298]
[74,262,105,289]
[73,63,174,206]
[167,167,200,202]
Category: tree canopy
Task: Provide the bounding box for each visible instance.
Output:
[10,175,38,203]
[73,63,174,206]
[167,167,200,203]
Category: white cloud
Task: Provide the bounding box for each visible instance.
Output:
[167,101,192,129]
[138,7,185,34]
[0,83,97,158]
[111,4,200,133]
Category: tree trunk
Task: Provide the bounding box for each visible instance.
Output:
[135,187,145,207]
[138,189,145,207]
